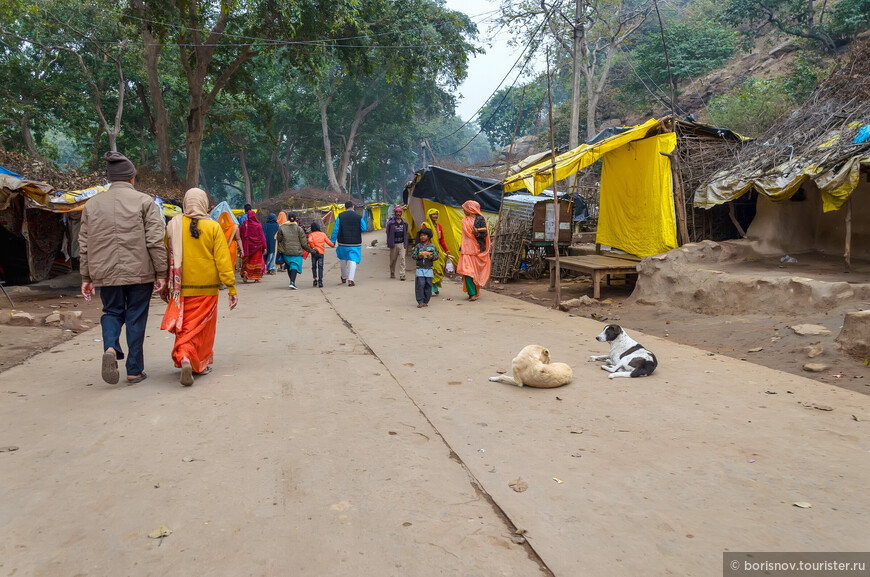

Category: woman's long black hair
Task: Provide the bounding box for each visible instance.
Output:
[189,218,200,239]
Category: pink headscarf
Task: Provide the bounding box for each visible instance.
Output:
[239,210,266,255]
[462,200,482,216]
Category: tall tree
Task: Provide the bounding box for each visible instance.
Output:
[500,0,651,142]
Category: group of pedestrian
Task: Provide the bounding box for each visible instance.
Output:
[78,150,492,386]
[80,152,237,387]
[385,200,491,307]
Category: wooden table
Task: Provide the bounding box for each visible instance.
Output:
[546,255,640,299]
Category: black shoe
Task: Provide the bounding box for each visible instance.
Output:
[313,280,318,287]
[318,281,323,288]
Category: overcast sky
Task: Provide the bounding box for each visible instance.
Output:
[443,0,540,123]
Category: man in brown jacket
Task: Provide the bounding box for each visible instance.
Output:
[79,151,167,384]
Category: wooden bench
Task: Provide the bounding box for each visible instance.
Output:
[546,255,640,299]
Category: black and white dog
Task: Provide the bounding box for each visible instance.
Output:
[591,324,658,379]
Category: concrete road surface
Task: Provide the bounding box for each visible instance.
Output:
[2,232,869,577]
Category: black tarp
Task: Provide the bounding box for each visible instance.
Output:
[409,166,505,213]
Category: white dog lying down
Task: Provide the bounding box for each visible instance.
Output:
[489,345,573,388]
[591,324,658,379]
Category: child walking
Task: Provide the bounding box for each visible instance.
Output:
[412,228,439,308]
[307,221,334,288]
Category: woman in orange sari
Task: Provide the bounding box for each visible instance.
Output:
[275,211,288,271]
[162,188,238,386]
[239,210,267,282]
[457,200,491,301]
[217,211,243,269]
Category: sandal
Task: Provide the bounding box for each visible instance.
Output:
[180,359,194,387]
[101,350,119,385]
[195,366,212,377]
[126,372,148,385]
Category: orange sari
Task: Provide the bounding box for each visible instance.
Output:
[457,200,491,295]
[167,295,218,372]
[218,212,239,264]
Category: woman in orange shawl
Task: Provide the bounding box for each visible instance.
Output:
[457,200,491,301]
[275,211,288,271]
[162,188,238,386]
[217,211,243,269]
[239,210,267,282]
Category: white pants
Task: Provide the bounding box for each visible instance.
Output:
[340,260,358,281]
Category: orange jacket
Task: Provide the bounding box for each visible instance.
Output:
[308,230,335,254]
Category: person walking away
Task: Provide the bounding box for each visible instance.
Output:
[307,221,334,287]
[237,203,252,225]
[239,210,267,282]
[330,201,368,286]
[413,228,439,308]
[385,206,409,280]
[162,188,238,386]
[421,208,450,294]
[457,200,491,302]
[263,213,279,275]
[275,212,288,271]
[216,208,243,272]
[79,151,167,385]
[276,212,311,289]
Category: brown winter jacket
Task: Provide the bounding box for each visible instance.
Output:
[276,222,311,257]
[79,181,168,287]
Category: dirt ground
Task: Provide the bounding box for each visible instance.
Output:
[0,275,103,372]
[5,259,870,397]
[493,271,870,396]
[3,234,870,576]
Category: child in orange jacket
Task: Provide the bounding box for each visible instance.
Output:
[307,221,335,287]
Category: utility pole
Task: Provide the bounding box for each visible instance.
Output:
[547,49,562,309]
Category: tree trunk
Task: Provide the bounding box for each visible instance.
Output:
[280,140,294,192]
[381,159,388,203]
[142,25,175,182]
[335,96,381,192]
[319,96,343,193]
[199,164,210,193]
[185,87,204,189]
[569,0,584,149]
[263,147,278,199]
[239,148,253,205]
[19,112,40,158]
[90,126,103,170]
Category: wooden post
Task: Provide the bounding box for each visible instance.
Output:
[660,148,690,245]
[546,49,562,308]
[845,196,852,272]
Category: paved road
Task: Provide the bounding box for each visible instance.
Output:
[2,232,869,576]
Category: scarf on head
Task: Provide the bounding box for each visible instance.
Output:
[276,211,287,226]
[162,188,210,333]
[239,210,266,254]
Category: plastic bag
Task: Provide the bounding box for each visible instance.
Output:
[446,260,455,273]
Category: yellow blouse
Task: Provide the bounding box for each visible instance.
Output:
[179,217,237,296]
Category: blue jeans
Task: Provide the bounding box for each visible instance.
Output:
[310,252,324,282]
[415,274,433,304]
[265,250,276,272]
[99,283,153,376]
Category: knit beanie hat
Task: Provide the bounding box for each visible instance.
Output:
[104,151,137,182]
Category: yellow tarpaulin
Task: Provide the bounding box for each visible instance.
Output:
[412,200,497,258]
[503,119,661,195]
[163,203,182,219]
[370,206,382,230]
[596,133,678,257]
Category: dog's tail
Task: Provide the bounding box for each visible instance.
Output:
[489,375,521,387]
[629,354,657,378]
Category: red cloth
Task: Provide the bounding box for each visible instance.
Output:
[457,200,491,291]
[165,295,218,373]
[242,252,265,280]
[239,210,266,256]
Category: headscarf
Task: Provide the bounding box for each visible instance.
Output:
[217,211,238,243]
[239,209,266,255]
[262,213,280,252]
[210,201,238,225]
[462,200,482,216]
[162,188,209,332]
[276,211,288,226]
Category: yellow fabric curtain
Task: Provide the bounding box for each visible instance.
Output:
[596,133,678,257]
[370,206,382,230]
[503,119,661,194]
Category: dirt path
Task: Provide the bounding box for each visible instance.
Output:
[2,232,870,576]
